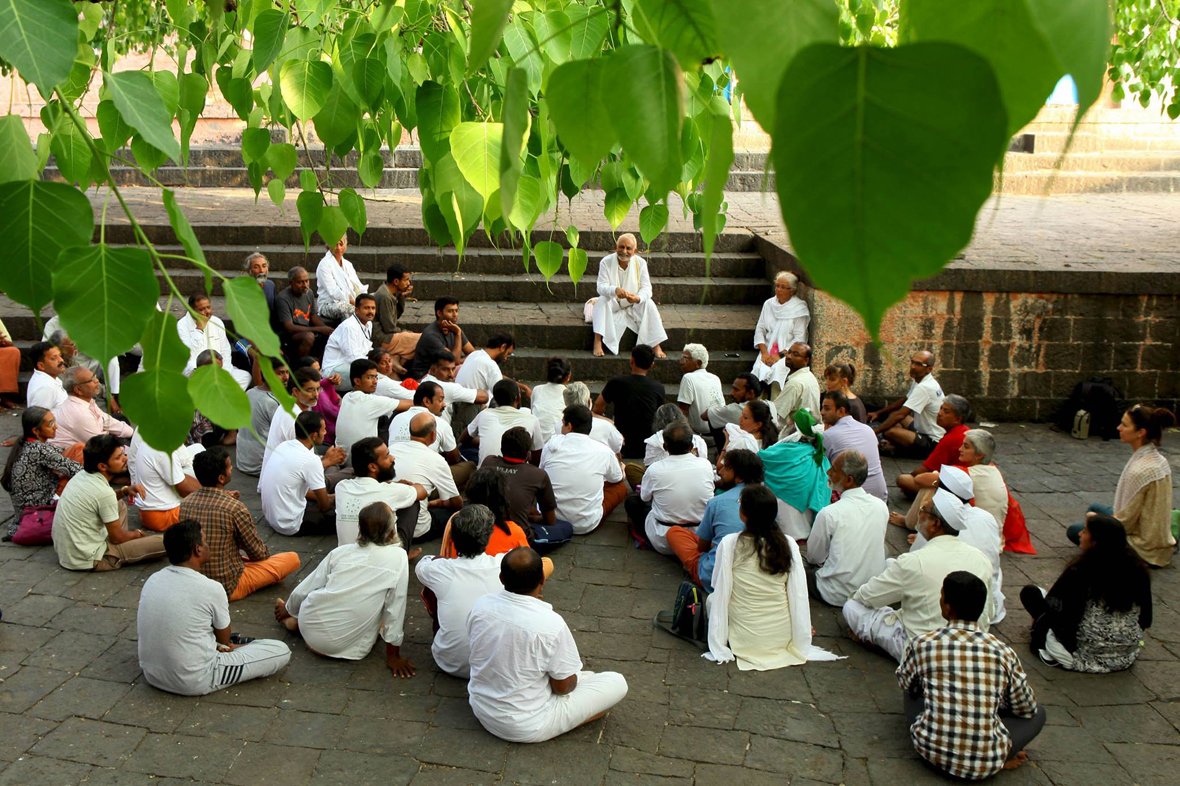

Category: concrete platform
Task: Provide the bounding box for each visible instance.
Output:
[0,413,1176,784]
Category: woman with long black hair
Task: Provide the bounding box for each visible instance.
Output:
[1021,514,1152,672]
[1,406,82,538]
[704,485,839,670]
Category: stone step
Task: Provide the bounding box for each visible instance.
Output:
[160,268,766,305]
[1002,151,1180,173]
[1026,131,1180,154]
[146,244,768,278]
[0,296,762,352]
[97,223,758,255]
[994,170,1180,195]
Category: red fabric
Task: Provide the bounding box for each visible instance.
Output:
[1002,493,1036,554]
[922,424,969,472]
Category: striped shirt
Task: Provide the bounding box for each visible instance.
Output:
[897,621,1038,780]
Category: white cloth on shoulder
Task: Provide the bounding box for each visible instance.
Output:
[704,533,842,667]
[750,295,809,383]
[591,253,668,354]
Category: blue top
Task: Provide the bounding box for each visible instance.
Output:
[695,483,747,593]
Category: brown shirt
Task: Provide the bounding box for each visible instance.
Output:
[372,284,407,347]
[179,486,270,595]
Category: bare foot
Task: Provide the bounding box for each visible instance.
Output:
[906,533,917,546]
[274,598,292,623]
[888,512,908,528]
[592,340,605,357]
[653,347,667,359]
[1002,751,1029,770]
[406,547,422,561]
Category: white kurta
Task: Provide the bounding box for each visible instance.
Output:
[750,296,810,384]
[177,314,250,389]
[591,253,668,354]
[315,251,366,320]
[705,533,841,669]
[285,542,408,660]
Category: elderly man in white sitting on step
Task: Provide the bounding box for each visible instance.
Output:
[591,233,668,358]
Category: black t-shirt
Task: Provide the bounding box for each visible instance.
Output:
[481,455,557,527]
[601,373,666,459]
[275,287,315,329]
[405,321,467,380]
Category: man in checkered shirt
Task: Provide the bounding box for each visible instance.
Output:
[897,571,1046,779]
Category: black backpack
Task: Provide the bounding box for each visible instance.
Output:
[1057,377,1123,440]
[654,580,709,649]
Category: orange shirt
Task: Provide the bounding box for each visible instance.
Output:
[442,520,530,558]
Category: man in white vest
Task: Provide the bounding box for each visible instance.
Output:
[591,234,668,358]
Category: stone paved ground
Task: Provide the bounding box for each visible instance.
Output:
[0,409,1177,785]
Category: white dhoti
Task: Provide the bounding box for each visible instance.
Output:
[592,298,668,355]
[592,252,668,355]
[473,670,629,743]
[842,599,910,662]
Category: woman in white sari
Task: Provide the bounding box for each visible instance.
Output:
[751,271,810,387]
[1068,405,1176,567]
[705,485,841,670]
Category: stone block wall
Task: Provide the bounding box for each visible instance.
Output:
[756,237,1180,422]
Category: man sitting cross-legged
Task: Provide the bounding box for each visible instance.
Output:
[414,504,506,677]
[53,434,167,572]
[466,546,629,742]
[275,501,416,679]
[539,405,626,536]
[51,366,133,457]
[334,437,426,552]
[334,358,412,456]
[804,450,888,606]
[666,449,763,592]
[591,233,667,357]
[843,489,993,661]
[388,411,463,542]
[137,520,292,696]
[128,428,200,532]
[868,350,946,459]
[896,394,972,500]
[389,380,475,491]
[464,378,545,467]
[898,571,1046,779]
[482,427,571,551]
[625,421,714,553]
[180,447,301,601]
[259,411,341,537]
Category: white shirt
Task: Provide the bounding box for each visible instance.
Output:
[530,383,566,443]
[467,406,544,466]
[466,590,583,740]
[389,406,456,453]
[540,432,624,535]
[414,553,504,677]
[850,534,993,638]
[590,417,624,455]
[260,403,300,479]
[137,566,234,696]
[677,368,725,434]
[27,369,67,410]
[639,453,715,554]
[322,316,374,374]
[722,423,761,454]
[805,487,889,605]
[285,542,408,660]
[904,374,945,439]
[421,373,478,422]
[388,439,459,536]
[177,313,234,374]
[333,477,420,548]
[335,390,402,455]
[454,349,501,392]
[643,431,708,466]
[128,431,189,512]
[911,506,1006,622]
[259,440,326,535]
[315,251,366,311]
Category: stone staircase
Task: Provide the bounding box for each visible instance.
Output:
[0,223,768,396]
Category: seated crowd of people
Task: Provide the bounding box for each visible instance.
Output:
[0,240,1174,773]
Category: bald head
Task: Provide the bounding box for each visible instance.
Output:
[500,546,545,595]
[909,350,936,381]
[409,411,436,442]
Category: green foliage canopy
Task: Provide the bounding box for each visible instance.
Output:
[0,0,1125,450]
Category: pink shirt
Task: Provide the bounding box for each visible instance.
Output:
[50,395,133,448]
